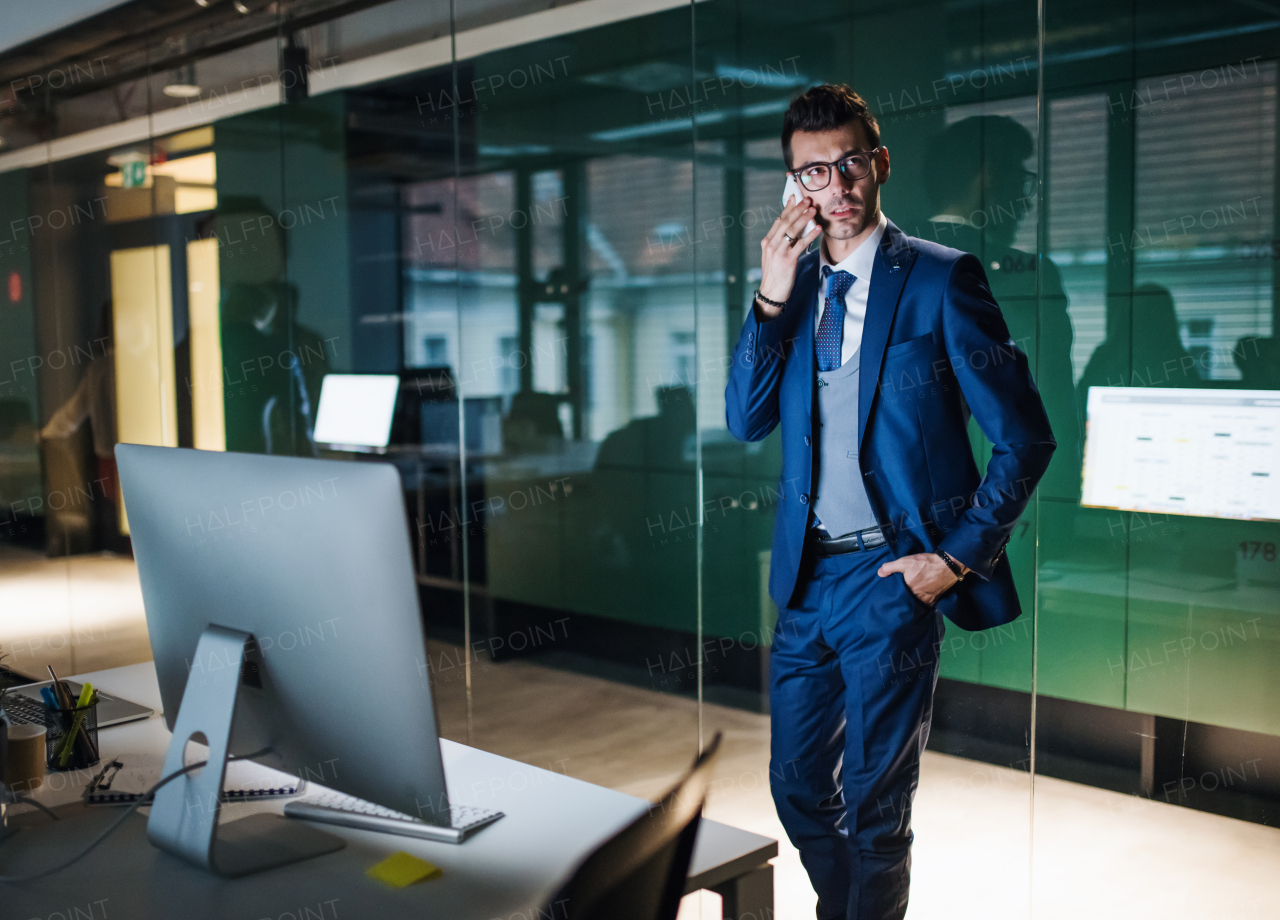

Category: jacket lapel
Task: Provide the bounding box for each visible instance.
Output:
[858,219,917,448]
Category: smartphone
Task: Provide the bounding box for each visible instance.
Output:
[782,174,818,238]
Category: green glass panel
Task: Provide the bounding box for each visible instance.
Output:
[1036,499,1127,707]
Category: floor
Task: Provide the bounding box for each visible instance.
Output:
[2,546,1278,920]
[0,546,152,679]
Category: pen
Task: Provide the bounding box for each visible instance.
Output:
[83,686,101,762]
[47,665,74,709]
[49,668,78,764]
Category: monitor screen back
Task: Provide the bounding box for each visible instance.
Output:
[116,443,451,822]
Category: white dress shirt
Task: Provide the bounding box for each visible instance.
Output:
[815,209,888,367]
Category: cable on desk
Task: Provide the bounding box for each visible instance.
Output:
[12,797,59,822]
[0,747,271,883]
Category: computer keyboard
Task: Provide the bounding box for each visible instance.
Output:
[3,694,46,725]
[284,791,504,844]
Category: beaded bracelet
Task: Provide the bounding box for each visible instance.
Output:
[754,288,787,310]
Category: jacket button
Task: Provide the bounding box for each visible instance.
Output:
[800,494,809,504]
[803,436,811,446]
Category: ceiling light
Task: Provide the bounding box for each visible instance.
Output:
[234,1,250,12]
[163,63,200,99]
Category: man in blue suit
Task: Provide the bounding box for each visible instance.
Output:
[725,85,1055,919]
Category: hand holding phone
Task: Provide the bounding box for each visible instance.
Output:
[754,177,822,318]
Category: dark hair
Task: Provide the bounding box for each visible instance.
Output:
[781,84,880,171]
[922,115,1033,212]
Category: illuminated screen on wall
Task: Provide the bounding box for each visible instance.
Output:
[1081,387,1280,521]
[313,374,400,448]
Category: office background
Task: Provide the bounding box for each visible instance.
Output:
[0,0,1277,916]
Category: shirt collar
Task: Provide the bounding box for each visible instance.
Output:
[820,209,888,281]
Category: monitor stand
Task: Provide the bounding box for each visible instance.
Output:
[146,625,345,877]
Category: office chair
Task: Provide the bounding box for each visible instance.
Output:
[546,731,723,920]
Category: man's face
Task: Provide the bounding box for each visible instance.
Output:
[787,122,888,241]
[983,155,1034,249]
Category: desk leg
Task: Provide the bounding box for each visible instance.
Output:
[712,864,773,920]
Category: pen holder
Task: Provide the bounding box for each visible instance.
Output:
[45,702,99,772]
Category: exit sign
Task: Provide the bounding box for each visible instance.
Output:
[121,160,147,188]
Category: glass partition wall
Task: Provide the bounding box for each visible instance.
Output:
[1,0,1278,917]
[1032,2,1280,916]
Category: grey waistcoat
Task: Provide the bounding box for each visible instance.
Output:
[813,348,880,537]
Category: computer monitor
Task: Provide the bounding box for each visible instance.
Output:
[312,373,400,450]
[420,396,505,455]
[115,444,459,871]
[1081,386,1280,521]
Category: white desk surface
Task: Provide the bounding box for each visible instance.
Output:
[2,662,775,919]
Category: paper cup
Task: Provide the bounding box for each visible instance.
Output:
[5,723,47,792]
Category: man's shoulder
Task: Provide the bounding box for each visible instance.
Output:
[877,229,973,298]
[895,230,972,273]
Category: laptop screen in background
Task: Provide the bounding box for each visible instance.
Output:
[313,374,400,448]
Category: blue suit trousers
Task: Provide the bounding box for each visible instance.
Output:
[770,541,946,920]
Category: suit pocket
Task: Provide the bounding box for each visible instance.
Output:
[885,332,934,360]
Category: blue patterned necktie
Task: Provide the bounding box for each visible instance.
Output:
[817,266,855,371]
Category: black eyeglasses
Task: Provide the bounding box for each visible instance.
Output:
[791,147,882,192]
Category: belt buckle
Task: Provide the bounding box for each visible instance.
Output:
[808,528,830,555]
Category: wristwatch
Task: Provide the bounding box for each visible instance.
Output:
[936,549,965,581]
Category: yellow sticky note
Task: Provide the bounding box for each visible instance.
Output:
[366,851,443,888]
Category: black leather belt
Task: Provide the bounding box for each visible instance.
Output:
[807,525,886,556]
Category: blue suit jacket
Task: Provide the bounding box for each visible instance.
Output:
[726,219,1056,631]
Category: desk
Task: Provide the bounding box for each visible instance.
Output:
[2,663,776,920]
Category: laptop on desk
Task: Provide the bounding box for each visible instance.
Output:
[3,679,153,728]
